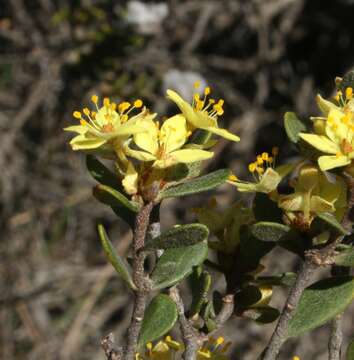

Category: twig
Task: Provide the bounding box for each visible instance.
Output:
[124,202,154,360]
[328,315,342,360]
[260,258,316,360]
[169,287,204,360]
[101,333,123,360]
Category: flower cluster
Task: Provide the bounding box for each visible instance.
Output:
[136,336,231,360]
[65,83,239,197]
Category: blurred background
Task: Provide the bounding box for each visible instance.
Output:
[1,0,354,359]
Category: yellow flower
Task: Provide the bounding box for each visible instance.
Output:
[278,165,347,227]
[299,107,354,171]
[65,96,151,155]
[136,336,182,360]
[125,114,214,168]
[197,337,231,360]
[228,148,294,194]
[122,161,139,195]
[166,84,240,142]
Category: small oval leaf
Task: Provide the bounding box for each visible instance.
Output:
[138,294,178,348]
[242,306,280,324]
[190,270,212,316]
[86,155,122,190]
[93,184,140,212]
[334,246,354,267]
[284,112,306,143]
[288,276,354,337]
[159,169,231,199]
[144,224,209,251]
[316,212,348,235]
[98,224,136,290]
[251,222,290,242]
[151,242,208,290]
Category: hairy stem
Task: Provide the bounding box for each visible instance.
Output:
[328,315,343,360]
[260,259,316,360]
[125,202,154,360]
[169,287,203,360]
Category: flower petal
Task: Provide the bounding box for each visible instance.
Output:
[171,149,214,163]
[64,125,88,134]
[310,195,335,213]
[70,134,107,150]
[205,126,240,142]
[122,161,138,195]
[318,155,351,171]
[299,133,339,154]
[160,114,188,153]
[133,117,159,154]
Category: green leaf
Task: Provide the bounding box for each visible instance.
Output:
[255,273,297,287]
[165,162,202,182]
[151,242,208,290]
[143,224,209,251]
[314,212,348,235]
[93,184,140,212]
[346,338,354,360]
[253,193,283,222]
[97,224,136,290]
[288,276,354,337]
[138,294,178,348]
[86,155,122,189]
[242,306,280,324]
[284,112,306,143]
[334,246,354,267]
[159,169,231,199]
[190,269,212,316]
[251,222,291,242]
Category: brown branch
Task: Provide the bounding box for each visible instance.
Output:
[124,202,154,360]
[169,286,205,360]
[328,315,343,360]
[101,333,123,360]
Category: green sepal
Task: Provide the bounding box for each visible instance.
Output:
[86,155,122,190]
[138,294,178,348]
[189,269,212,316]
[151,242,208,290]
[250,221,291,242]
[284,112,306,144]
[159,169,231,200]
[143,224,209,251]
[97,224,136,290]
[288,276,354,337]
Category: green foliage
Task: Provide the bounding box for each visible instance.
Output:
[315,212,349,235]
[334,246,354,267]
[255,273,297,287]
[159,169,231,199]
[151,242,208,290]
[284,112,306,144]
[346,338,354,360]
[189,268,212,316]
[97,224,136,290]
[242,307,280,324]
[143,224,209,251]
[138,294,178,348]
[86,155,122,190]
[339,70,354,93]
[250,222,291,242]
[288,276,354,337]
[165,162,202,182]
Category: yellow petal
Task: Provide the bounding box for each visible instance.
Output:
[116,123,149,137]
[258,168,282,193]
[122,161,138,195]
[171,149,214,163]
[133,117,159,154]
[205,126,240,142]
[316,94,340,115]
[278,194,303,212]
[318,155,351,171]
[299,133,339,154]
[160,114,188,153]
[310,195,335,213]
[64,125,88,134]
[70,135,107,150]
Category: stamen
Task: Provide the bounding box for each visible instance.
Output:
[257,155,264,165]
[73,111,82,119]
[228,174,238,181]
[134,99,143,108]
[261,152,269,161]
[118,102,131,113]
[194,81,201,89]
[346,87,353,100]
[83,107,90,116]
[204,86,211,96]
[103,97,110,107]
[91,95,98,104]
[248,163,257,173]
[80,119,87,126]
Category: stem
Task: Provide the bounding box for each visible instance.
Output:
[125,202,154,360]
[260,259,316,360]
[328,315,342,360]
[169,287,203,360]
